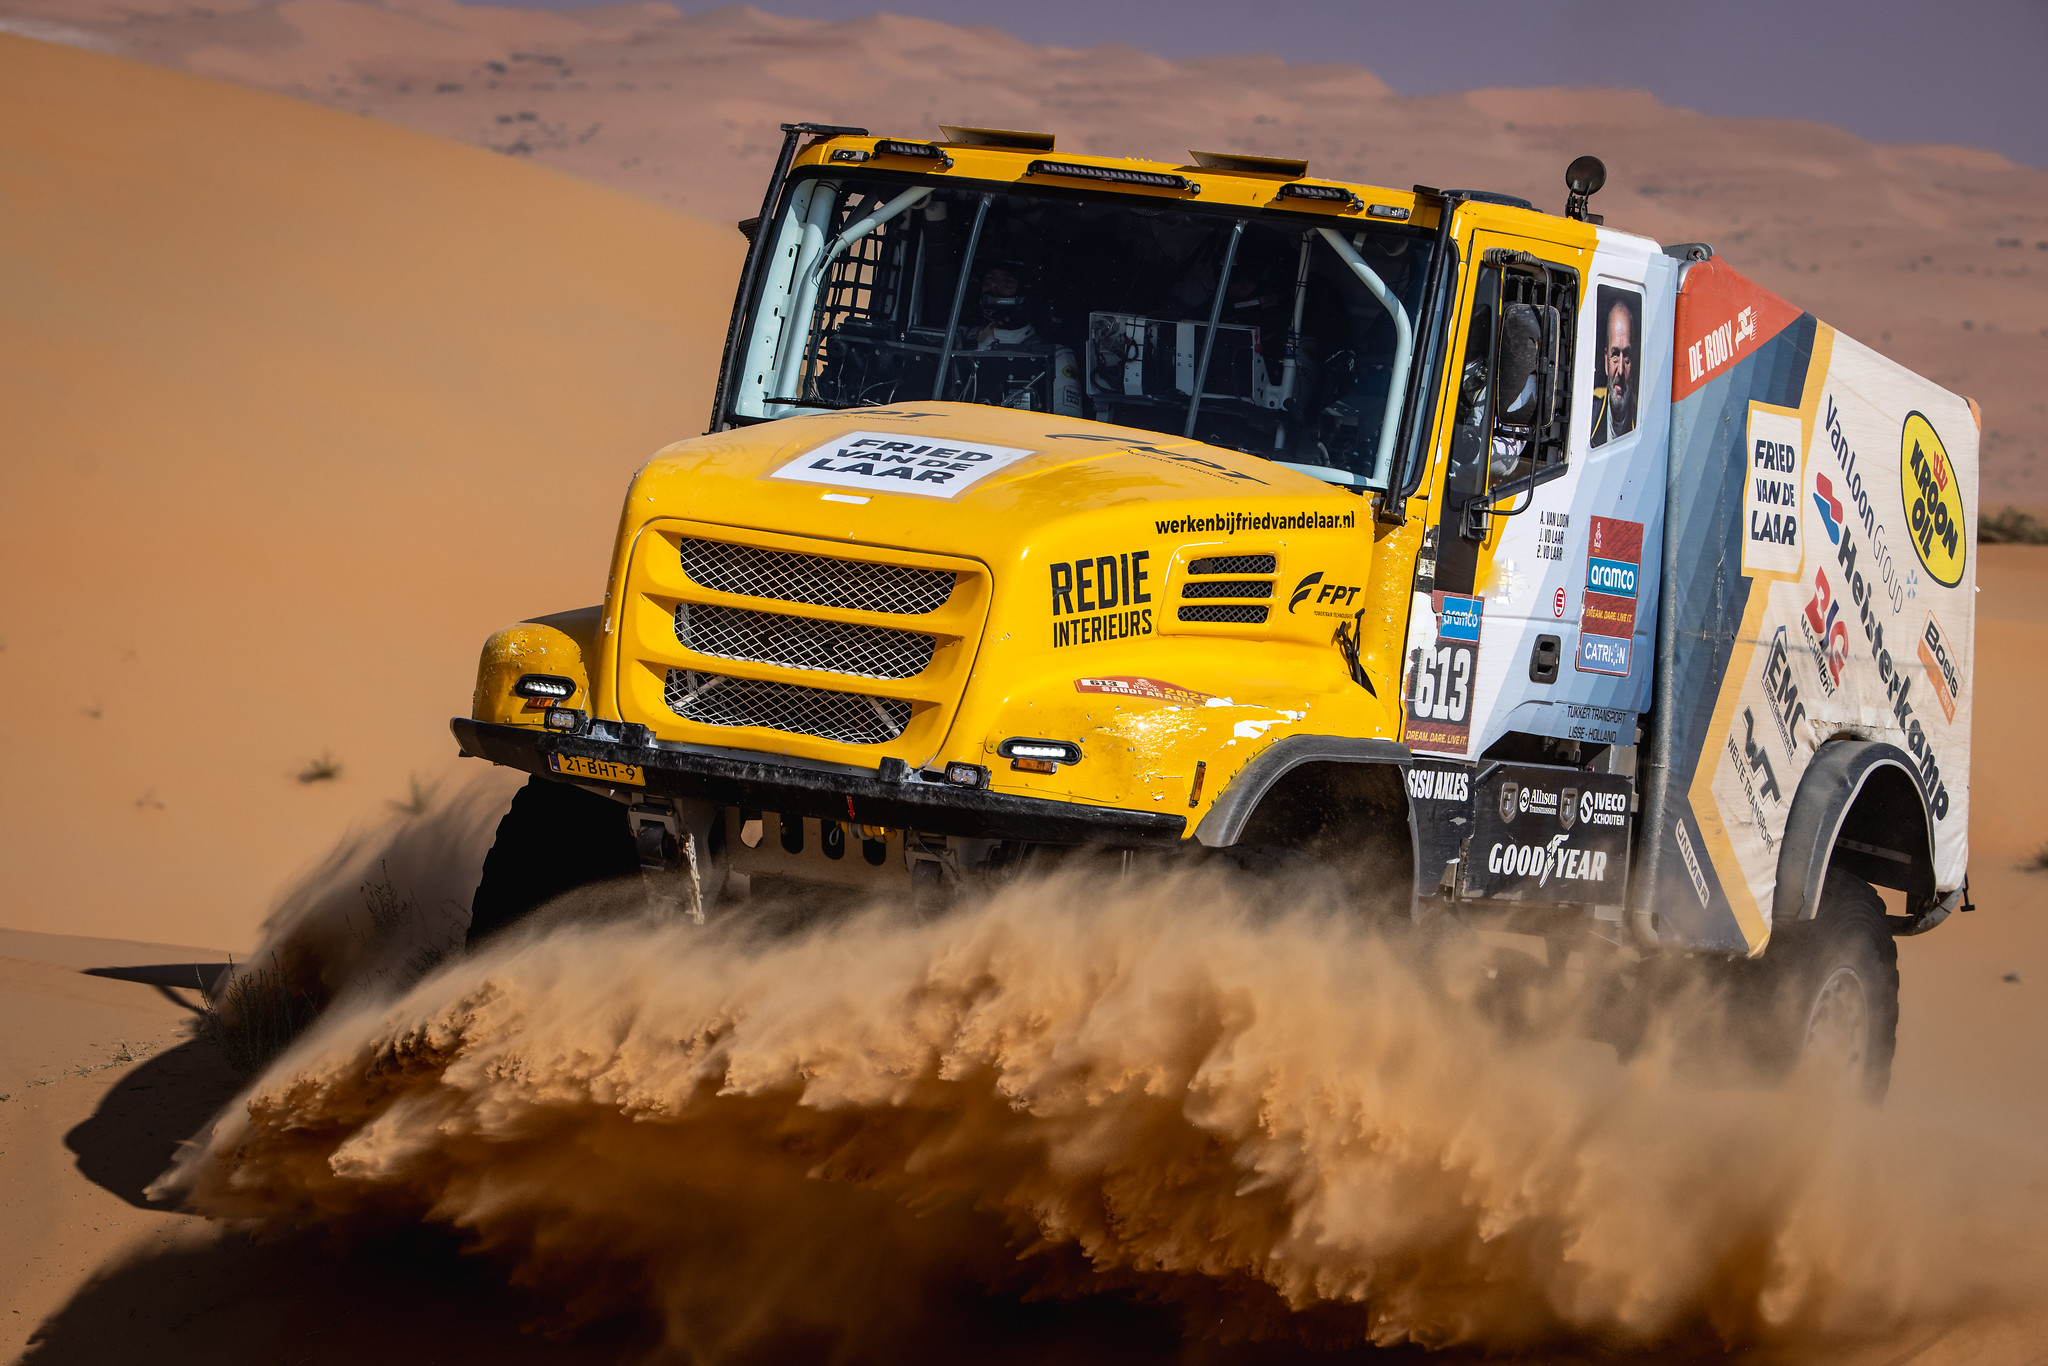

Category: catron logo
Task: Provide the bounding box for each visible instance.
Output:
[1900,411,1965,587]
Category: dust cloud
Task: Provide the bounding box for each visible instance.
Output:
[160,867,2046,1358]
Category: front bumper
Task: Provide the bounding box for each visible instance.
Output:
[452,718,1188,847]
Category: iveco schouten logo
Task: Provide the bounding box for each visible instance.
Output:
[1290,571,1322,612]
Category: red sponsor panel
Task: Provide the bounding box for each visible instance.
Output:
[1582,590,1637,637]
[1671,258,1805,402]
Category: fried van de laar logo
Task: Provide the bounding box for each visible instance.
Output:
[771,431,1037,500]
[1900,412,1965,587]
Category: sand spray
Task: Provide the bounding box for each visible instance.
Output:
[160,851,2048,1356]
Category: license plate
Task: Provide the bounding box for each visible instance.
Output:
[548,752,644,786]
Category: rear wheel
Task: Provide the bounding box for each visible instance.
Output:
[467,776,639,946]
[1754,870,1900,1101]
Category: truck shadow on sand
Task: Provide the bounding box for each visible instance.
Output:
[62,1034,241,1209]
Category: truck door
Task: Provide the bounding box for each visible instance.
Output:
[1405,230,1671,766]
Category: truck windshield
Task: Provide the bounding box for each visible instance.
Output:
[730,173,1437,491]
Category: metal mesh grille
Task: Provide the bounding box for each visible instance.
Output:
[677,537,956,616]
[1178,604,1269,625]
[1180,579,1273,599]
[665,669,911,745]
[1188,554,1277,576]
[675,603,935,680]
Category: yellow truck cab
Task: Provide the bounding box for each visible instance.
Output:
[456,123,1978,1098]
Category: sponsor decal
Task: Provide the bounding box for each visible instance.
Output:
[1485,837,1611,888]
[1760,627,1810,756]
[1565,702,1633,746]
[1405,766,1471,802]
[1822,397,1911,613]
[1724,708,1783,851]
[1813,471,1846,545]
[1152,509,1356,535]
[1799,566,1849,695]
[1743,407,1804,574]
[1536,508,1570,563]
[1675,817,1710,907]
[1051,550,1154,649]
[1829,525,1953,818]
[1581,788,1629,828]
[1671,258,1803,401]
[1918,615,1961,723]
[1901,411,1965,588]
[1288,572,1362,614]
[1074,675,1211,706]
[1553,587,1567,618]
[771,431,1036,500]
[1467,766,1633,902]
[1406,593,1482,753]
[1577,515,1642,677]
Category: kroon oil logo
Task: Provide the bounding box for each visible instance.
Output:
[1901,411,1965,587]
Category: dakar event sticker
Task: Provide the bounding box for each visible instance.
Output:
[1577,515,1642,677]
[770,430,1036,500]
[1405,592,1482,755]
[1075,675,1211,706]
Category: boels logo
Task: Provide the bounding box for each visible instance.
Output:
[1901,411,1965,588]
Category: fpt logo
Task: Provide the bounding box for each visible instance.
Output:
[1812,472,1845,545]
[1901,411,1965,588]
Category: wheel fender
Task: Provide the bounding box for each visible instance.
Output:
[1193,735,1411,848]
[1772,739,1933,924]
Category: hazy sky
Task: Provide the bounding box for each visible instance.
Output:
[498,0,2048,167]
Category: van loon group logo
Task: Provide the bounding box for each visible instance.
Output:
[1812,472,1845,545]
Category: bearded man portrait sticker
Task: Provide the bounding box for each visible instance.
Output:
[1590,284,1641,448]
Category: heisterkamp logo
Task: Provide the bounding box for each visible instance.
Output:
[1901,411,1965,587]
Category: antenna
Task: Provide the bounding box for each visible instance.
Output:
[1563,155,1607,223]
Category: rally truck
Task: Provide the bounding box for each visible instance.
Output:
[455,124,1976,1096]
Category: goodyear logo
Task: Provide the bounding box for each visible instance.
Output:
[1586,556,1638,597]
[1901,411,1965,588]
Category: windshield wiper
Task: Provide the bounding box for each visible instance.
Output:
[762,395,878,411]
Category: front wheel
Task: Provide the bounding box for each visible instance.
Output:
[467,776,639,946]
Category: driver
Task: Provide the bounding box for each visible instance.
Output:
[967,263,1081,415]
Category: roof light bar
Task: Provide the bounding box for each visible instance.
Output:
[1027,160,1197,194]
[1278,182,1362,211]
[874,139,953,168]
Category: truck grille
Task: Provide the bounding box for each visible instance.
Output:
[675,603,935,680]
[665,669,912,745]
[677,536,956,616]
[1179,604,1269,624]
[1181,579,1273,599]
[1188,554,1277,575]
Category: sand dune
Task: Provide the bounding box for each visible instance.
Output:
[9,0,2048,508]
[0,32,740,950]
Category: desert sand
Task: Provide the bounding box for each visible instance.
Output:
[0,16,2043,1365]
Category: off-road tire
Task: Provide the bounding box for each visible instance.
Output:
[1750,869,1900,1102]
[467,776,638,946]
